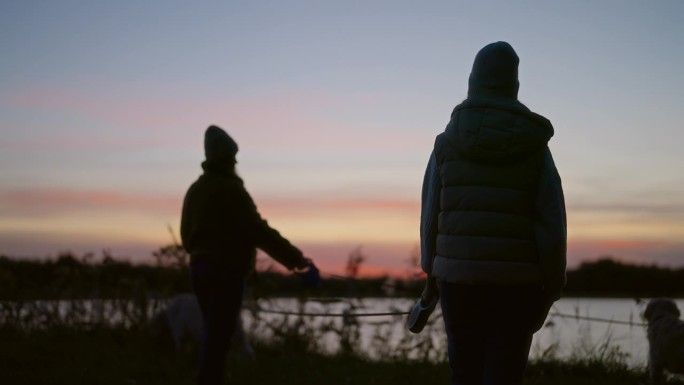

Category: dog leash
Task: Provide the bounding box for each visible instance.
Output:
[254,305,409,318]
[253,306,646,326]
[281,268,649,326]
[547,311,646,327]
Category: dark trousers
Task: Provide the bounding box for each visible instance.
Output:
[439,281,547,385]
[190,260,245,385]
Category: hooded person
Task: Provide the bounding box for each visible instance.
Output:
[420,42,567,385]
[181,125,315,385]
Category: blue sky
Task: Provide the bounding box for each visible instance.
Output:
[1,1,683,273]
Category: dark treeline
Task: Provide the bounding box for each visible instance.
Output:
[564,258,684,298]
[2,251,684,300]
[0,249,409,301]
[0,252,191,301]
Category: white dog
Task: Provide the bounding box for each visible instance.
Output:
[150,293,255,360]
[643,298,684,385]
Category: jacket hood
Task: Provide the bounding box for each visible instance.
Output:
[204,125,238,162]
[444,97,554,164]
[468,41,519,99]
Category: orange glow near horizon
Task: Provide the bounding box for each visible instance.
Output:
[1,187,683,270]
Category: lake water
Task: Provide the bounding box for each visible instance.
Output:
[244,297,677,366]
[4,296,674,367]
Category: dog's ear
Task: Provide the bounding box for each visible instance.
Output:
[645,298,681,321]
[644,300,655,321]
[667,300,681,317]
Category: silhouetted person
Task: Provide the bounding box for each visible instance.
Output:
[181,125,314,385]
[420,42,567,385]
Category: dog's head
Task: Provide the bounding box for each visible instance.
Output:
[644,298,681,322]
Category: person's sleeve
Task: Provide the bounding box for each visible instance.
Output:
[420,151,441,274]
[235,186,307,270]
[534,148,567,301]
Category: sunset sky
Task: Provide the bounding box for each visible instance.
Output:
[1,1,683,275]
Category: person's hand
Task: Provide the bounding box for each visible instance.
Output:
[294,257,313,272]
[296,259,320,288]
[420,277,438,304]
[531,297,554,332]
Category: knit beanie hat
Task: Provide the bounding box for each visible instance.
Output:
[467,41,520,99]
[204,125,238,162]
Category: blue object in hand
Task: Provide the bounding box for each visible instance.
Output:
[299,262,321,288]
[407,277,439,333]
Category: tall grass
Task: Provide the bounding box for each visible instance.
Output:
[5,295,684,384]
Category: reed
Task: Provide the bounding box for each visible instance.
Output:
[4,293,684,384]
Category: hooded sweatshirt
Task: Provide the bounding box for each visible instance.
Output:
[420,42,566,299]
[181,126,306,275]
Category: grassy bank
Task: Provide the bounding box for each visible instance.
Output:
[3,326,679,385]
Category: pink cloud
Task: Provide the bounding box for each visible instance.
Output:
[0,230,417,277]
[0,231,160,262]
[3,87,433,152]
[4,227,684,277]
[0,188,182,216]
[0,131,162,152]
[253,241,421,278]
[258,197,419,216]
[0,187,419,218]
[569,202,684,215]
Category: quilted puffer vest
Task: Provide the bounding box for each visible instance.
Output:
[434,132,545,264]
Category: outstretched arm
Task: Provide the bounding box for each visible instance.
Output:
[235,186,309,270]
